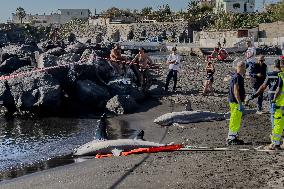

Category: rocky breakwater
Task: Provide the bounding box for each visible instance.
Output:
[0,41,155,116]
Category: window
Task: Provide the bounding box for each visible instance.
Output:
[67,12,70,15]
[233,3,240,9]
[81,12,83,15]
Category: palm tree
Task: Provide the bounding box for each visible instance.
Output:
[16,7,26,24]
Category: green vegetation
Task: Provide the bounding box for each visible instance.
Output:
[102,1,283,30]
[210,2,283,30]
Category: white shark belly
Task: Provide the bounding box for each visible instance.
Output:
[74,139,164,156]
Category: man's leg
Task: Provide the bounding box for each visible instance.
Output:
[257,92,264,111]
[165,70,173,91]
[172,70,178,91]
[270,101,276,129]
[227,103,243,142]
[271,108,284,146]
[130,64,141,87]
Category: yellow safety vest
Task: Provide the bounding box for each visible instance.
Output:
[276,72,284,106]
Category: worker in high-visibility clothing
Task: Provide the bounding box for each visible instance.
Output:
[266,58,284,150]
[227,60,246,145]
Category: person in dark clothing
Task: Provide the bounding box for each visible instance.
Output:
[203,61,215,95]
[246,59,281,128]
[227,61,246,145]
[249,55,267,113]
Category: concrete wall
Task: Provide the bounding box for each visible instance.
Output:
[259,21,284,38]
[58,9,89,24]
[12,9,89,25]
[197,28,258,47]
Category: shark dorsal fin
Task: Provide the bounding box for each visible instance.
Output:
[95,113,108,140]
[134,130,145,140]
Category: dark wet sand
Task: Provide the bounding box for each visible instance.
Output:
[0,98,283,189]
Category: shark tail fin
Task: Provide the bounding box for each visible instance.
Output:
[134,130,145,140]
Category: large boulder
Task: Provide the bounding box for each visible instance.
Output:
[107,78,136,96]
[58,53,80,63]
[65,42,87,54]
[147,84,164,97]
[0,81,16,113]
[76,80,110,107]
[6,72,61,112]
[0,56,31,74]
[106,95,138,115]
[2,44,40,56]
[38,53,58,68]
[46,47,66,56]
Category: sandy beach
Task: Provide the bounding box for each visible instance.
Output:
[0,52,283,188]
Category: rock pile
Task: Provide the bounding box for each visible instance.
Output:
[0,40,148,116]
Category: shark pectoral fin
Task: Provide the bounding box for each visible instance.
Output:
[111,148,123,156]
[134,130,145,140]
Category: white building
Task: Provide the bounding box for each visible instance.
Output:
[215,0,255,13]
[199,0,216,6]
[12,9,90,25]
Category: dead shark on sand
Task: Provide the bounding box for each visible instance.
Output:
[154,110,226,126]
[74,113,165,156]
[154,109,257,126]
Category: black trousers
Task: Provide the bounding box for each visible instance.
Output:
[130,64,141,87]
[251,79,265,111]
[165,69,178,91]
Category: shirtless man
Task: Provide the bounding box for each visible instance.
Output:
[110,44,125,75]
[132,47,153,89]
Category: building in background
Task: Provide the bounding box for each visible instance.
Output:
[199,0,216,6]
[215,0,255,13]
[12,9,90,26]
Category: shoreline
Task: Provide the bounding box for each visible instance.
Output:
[1,96,282,189]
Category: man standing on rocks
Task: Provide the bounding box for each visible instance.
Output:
[227,60,246,145]
[249,55,267,114]
[246,59,281,128]
[165,47,180,92]
[265,58,284,150]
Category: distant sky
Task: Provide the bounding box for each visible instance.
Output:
[0,0,281,23]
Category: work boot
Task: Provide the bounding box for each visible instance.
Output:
[264,143,281,150]
[226,138,244,145]
[280,142,284,150]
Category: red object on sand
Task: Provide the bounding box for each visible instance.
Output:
[280,55,284,59]
[121,144,183,156]
[95,144,183,159]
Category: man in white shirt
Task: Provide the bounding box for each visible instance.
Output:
[245,40,256,69]
[165,47,181,92]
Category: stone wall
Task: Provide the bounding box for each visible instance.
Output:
[85,22,190,43]
[259,21,284,38]
[196,28,258,47]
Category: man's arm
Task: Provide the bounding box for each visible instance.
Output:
[146,55,153,65]
[131,54,138,63]
[273,78,283,102]
[234,84,242,104]
[167,55,175,64]
[254,84,268,97]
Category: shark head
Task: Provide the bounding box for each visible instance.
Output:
[94,113,108,140]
